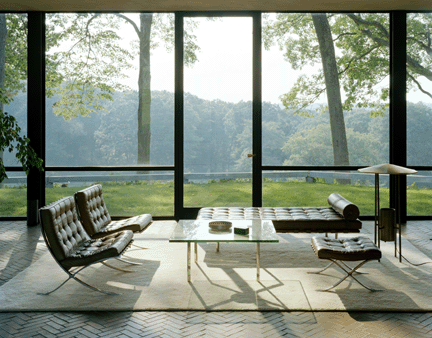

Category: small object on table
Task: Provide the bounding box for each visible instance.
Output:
[234,225,249,236]
[208,221,232,232]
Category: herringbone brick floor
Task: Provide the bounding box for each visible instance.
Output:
[1,220,432,338]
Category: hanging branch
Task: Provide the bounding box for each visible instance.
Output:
[408,72,432,99]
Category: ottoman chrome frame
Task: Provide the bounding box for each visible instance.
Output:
[310,236,382,292]
[309,258,381,292]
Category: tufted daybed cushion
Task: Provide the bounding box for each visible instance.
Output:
[75,184,152,238]
[196,193,361,233]
[311,236,382,261]
[39,196,134,270]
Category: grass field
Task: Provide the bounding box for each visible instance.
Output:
[1,179,431,217]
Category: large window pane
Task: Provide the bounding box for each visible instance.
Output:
[262,13,389,167]
[407,13,432,167]
[45,171,174,216]
[183,17,253,207]
[45,13,174,167]
[406,13,432,216]
[0,172,27,216]
[407,171,432,216]
[0,14,28,216]
[2,14,28,167]
[262,13,389,215]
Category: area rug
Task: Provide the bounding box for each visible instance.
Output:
[1,221,431,312]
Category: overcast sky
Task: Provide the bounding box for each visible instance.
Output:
[118,15,430,105]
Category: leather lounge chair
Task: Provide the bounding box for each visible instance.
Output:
[74,184,152,243]
[39,196,139,295]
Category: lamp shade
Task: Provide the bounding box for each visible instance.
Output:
[358,163,417,175]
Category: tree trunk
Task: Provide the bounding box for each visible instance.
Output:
[311,14,349,168]
[137,13,152,165]
[0,15,6,188]
[0,15,5,109]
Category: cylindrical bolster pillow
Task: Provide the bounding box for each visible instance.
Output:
[328,193,360,221]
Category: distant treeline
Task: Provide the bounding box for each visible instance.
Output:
[3,90,432,171]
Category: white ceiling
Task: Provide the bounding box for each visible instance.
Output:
[1,0,431,12]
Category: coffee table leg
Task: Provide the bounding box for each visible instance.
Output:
[187,242,191,282]
[194,242,198,263]
[216,242,220,252]
[256,243,260,281]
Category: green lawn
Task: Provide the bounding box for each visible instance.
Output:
[1,180,431,217]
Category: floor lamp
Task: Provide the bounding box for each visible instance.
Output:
[358,163,417,262]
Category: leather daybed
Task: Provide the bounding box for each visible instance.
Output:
[197,193,362,234]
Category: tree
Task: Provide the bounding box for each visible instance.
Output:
[263,13,432,166]
[282,123,385,167]
[0,111,43,182]
[48,13,200,166]
[311,14,349,166]
[0,14,43,183]
[46,14,135,120]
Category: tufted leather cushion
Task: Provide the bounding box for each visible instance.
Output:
[75,184,153,238]
[197,206,361,232]
[327,193,360,221]
[39,196,134,270]
[311,236,382,261]
[100,214,153,237]
[75,184,111,236]
[39,196,92,261]
[61,230,134,270]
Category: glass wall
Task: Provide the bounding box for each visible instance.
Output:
[0,172,27,217]
[262,13,390,213]
[44,171,174,216]
[44,13,175,216]
[4,12,432,219]
[183,16,253,207]
[406,13,432,216]
[0,14,28,216]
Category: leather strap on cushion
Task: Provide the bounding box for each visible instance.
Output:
[40,196,90,261]
[327,193,360,221]
[75,184,111,236]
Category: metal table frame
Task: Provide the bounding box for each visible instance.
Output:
[170,220,279,282]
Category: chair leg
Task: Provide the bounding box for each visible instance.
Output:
[131,243,148,250]
[38,266,119,296]
[314,259,382,292]
[102,261,135,272]
[116,257,143,266]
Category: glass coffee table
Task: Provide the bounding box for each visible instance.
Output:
[169,219,279,282]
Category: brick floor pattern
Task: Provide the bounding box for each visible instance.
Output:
[1,220,432,338]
